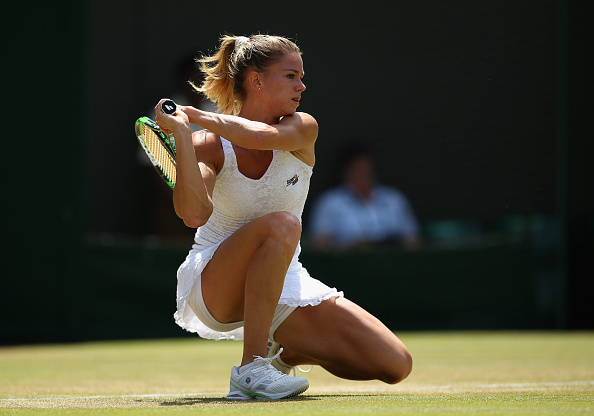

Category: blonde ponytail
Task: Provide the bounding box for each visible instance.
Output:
[193,34,301,115]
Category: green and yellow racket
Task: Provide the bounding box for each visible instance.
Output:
[134,100,178,189]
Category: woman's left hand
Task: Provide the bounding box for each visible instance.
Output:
[154,98,189,135]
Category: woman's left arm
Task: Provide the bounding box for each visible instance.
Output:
[180,105,318,152]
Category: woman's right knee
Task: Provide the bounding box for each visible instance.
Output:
[380,348,413,384]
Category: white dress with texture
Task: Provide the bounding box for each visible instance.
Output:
[174,137,343,340]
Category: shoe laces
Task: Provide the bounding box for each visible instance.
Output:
[296,365,313,374]
[258,346,283,364]
[250,348,287,380]
[260,346,313,376]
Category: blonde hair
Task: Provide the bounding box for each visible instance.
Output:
[193,34,301,115]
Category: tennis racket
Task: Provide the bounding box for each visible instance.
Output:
[134,100,178,189]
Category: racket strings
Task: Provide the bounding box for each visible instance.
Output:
[140,124,177,185]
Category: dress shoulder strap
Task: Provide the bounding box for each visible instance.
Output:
[216,136,240,180]
[218,136,237,168]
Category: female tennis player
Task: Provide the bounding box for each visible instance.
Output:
[154,34,412,400]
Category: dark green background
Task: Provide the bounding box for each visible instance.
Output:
[4,0,592,344]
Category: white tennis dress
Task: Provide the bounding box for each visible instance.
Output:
[174,137,343,340]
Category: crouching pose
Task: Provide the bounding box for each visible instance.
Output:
[155,34,412,400]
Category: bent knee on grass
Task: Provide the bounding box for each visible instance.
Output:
[379,348,413,384]
[277,297,413,384]
[344,335,413,384]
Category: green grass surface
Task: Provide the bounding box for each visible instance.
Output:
[1,332,592,415]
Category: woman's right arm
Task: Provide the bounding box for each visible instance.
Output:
[155,108,218,228]
[173,129,219,228]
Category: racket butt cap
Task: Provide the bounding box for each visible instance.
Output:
[161,100,177,114]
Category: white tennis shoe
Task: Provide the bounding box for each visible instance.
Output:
[227,348,309,400]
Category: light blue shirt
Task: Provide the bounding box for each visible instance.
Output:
[307,185,419,247]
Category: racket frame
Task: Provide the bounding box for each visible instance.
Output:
[134,116,177,189]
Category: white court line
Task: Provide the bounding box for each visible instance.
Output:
[0,393,193,402]
[394,380,594,392]
[1,380,592,403]
[476,381,594,389]
[314,380,594,393]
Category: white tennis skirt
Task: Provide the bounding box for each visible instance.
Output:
[173,242,343,341]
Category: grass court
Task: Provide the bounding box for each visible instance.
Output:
[1,331,592,415]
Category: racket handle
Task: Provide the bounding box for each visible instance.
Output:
[161,100,177,114]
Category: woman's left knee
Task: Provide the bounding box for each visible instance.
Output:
[261,212,301,246]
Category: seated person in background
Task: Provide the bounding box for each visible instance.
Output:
[307,145,420,249]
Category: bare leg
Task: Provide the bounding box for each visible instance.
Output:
[274,297,412,384]
[200,211,301,366]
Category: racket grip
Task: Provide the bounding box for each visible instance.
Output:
[161,100,177,114]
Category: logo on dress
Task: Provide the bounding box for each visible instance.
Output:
[285,174,299,190]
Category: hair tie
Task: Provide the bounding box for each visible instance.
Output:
[235,36,249,49]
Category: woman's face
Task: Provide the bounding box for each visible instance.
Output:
[259,52,306,116]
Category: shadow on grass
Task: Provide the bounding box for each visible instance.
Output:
[159,395,328,406]
[159,394,398,406]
